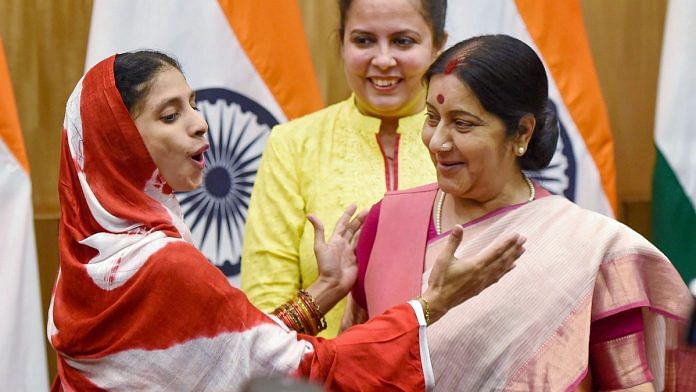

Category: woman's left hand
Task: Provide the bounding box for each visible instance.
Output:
[306,205,367,314]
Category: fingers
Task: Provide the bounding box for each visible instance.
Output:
[496,235,526,268]
[307,214,326,248]
[479,234,526,278]
[476,234,523,264]
[344,209,368,240]
[332,204,358,237]
[350,227,362,248]
[437,225,463,263]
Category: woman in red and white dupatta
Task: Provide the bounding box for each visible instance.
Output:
[47,51,525,391]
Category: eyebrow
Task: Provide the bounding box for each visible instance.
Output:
[425,102,484,122]
[349,29,421,37]
[153,90,196,112]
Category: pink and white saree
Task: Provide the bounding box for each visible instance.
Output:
[48,56,433,391]
[360,183,695,391]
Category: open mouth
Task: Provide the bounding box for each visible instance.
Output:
[190,145,209,167]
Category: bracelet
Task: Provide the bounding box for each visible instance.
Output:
[417,296,431,326]
[298,290,327,332]
[271,290,327,335]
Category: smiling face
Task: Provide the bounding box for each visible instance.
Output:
[133,66,209,192]
[341,0,441,119]
[422,74,523,202]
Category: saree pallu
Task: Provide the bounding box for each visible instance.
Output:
[364,183,695,391]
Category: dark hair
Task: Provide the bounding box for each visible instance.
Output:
[114,50,182,116]
[338,0,447,48]
[424,35,559,170]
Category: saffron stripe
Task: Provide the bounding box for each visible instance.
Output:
[513,0,617,213]
[0,36,30,174]
[217,0,323,119]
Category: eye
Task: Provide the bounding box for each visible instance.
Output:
[454,119,476,132]
[393,36,416,47]
[350,34,374,47]
[160,112,180,123]
[425,111,440,127]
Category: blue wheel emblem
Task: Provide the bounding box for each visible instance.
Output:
[177,88,278,280]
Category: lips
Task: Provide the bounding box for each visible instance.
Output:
[368,77,401,90]
[436,160,465,174]
[190,144,209,169]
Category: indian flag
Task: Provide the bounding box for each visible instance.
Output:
[85,0,323,286]
[446,0,617,216]
[0,35,49,390]
[652,0,696,283]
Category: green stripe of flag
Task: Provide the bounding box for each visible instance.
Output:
[652,148,696,283]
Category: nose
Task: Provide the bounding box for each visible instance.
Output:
[371,44,397,70]
[428,125,449,154]
[191,108,208,137]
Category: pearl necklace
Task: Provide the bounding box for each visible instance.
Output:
[434,175,535,235]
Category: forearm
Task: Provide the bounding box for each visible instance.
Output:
[297,302,432,390]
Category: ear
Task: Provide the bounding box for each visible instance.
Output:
[514,114,535,152]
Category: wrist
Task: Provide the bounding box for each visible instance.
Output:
[421,289,448,324]
[306,277,345,315]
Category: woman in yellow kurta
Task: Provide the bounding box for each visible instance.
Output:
[242,0,447,337]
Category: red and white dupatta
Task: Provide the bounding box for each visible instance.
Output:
[48,56,432,391]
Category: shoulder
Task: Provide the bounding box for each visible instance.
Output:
[269,98,351,141]
[537,196,662,255]
[143,241,231,291]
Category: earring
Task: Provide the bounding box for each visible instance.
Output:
[517,146,525,156]
[441,142,453,152]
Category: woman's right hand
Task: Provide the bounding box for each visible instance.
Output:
[421,226,526,324]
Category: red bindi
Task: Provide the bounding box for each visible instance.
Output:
[436,94,445,104]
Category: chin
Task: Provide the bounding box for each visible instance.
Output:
[436,177,463,196]
[170,179,202,193]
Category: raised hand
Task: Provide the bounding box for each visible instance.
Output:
[305,205,368,314]
[421,226,526,324]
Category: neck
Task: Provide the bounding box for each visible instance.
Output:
[378,118,399,135]
[440,173,532,230]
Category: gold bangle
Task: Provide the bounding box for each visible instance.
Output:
[298,290,327,333]
[296,298,318,335]
[417,296,431,326]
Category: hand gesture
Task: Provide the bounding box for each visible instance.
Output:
[306,205,367,313]
[422,226,526,323]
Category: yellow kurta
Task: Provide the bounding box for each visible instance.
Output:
[241,96,435,337]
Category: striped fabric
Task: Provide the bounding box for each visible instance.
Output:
[423,196,691,390]
[362,184,694,390]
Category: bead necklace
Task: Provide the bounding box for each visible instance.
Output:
[435,175,535,235]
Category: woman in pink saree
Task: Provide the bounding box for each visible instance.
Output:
[346,35,695,391]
